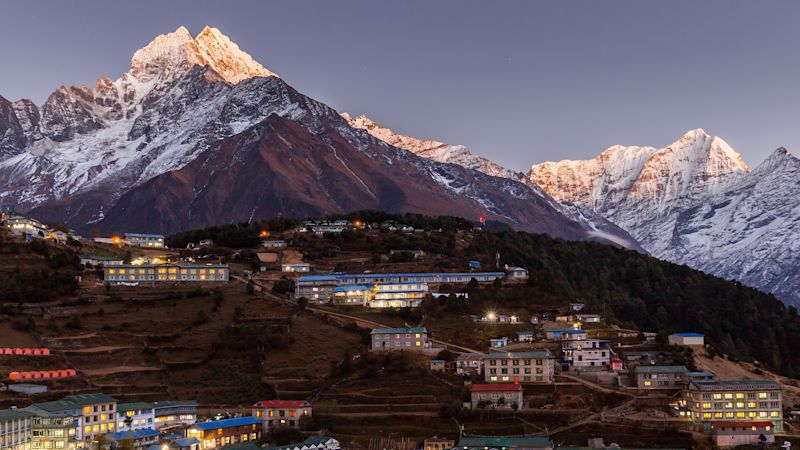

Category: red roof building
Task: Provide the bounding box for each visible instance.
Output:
[471,384,522,392]
[470,384,524,409]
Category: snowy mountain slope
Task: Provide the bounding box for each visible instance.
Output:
[529,130,800,306]
[0,26,602,241]
[342,112,644,250]
[341,113,519,179]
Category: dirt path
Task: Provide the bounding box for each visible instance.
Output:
[80,366,163,376]
[62,346,135,353]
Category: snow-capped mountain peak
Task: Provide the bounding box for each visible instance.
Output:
[130,26,277,86]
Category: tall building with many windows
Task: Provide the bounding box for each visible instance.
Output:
[61,394,118,441]
[104,263,229,282]
[22,401,83,450]
[481,350,554,383]
[0,409,33,450]
[680,380,783,431]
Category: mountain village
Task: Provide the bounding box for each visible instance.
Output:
[1,210,798,450]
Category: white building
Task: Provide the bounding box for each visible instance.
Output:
[282,263,311,273]
[124,233,165,248]
[668,333,705,346]
[116,403,155,431]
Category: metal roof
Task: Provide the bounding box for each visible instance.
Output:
[191,416,261,430]
[471,384,522,392]
[25,400,81,414]
[482,350,552,359]
[118,402,155,412]
[690,380,781,391]
[124,233,164,238]
[62,393,118,405]
[634,365,688,374]
[371,327,427,334]
[672,332,704,337]
[108,428,160,440]
[0,409,34,421]
[457,436,553,448]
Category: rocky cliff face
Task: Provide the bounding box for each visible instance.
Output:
[529,130,800,306]
[0,26,601,242]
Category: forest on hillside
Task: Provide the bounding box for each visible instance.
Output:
[466,231,800,378]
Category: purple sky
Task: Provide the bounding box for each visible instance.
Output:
[2,0,799,170]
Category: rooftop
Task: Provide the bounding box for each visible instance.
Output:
[118,402,155,412]
[371,327,427,335]
[0,408,34,421]
[25,400,81,414]
[634,365,688,374]
[107,428,160,440]
[298,272,505,282]
[62,393,118,405]
[482,350,552,359]
[125,233,165,238]
[253,400,310,409]
[672,332,705,337]
[712,421,774,428]
[154,400,197,409]
[456,436,553,448]
[471,384,523,392]
[191,416,261,430]
[690,380,782,391]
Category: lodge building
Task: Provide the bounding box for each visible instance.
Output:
[104,263,229,282]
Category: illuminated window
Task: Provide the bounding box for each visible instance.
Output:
[83,407,91,415]
[758,393,768,399]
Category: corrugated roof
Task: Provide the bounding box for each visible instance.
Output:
[62,393,118,405]
[672,332,704,337]
[457,436,553,448]
[153,400,197,409]
[633,365,688,374]
[125,233,164,238]
[25,400,80,414]
[191,416,261,430]
[690,380,781,391]
[107,428,159,440]
[371,327,427,334]
[471,384,522,392]
[118,402,155,412]
[253,400,310,409]
[482,350,552,359]
[0,409,34,421]
[712,421,773,428]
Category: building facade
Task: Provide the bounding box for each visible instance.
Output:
[681,380,783,431]
[23,401,83,450]
[633,365,688,390]
[296,272,505,302]
[152,401,197,431]
[470,384,524,409]
[0,409,33,450]
[116,403,155,432]
[186,417,261,450]
[251,401,311,431]
[370,327,429,352]
[482,351,554,383]
[104,264,229,282]
[62,394,118,441]
[561,339,611,369]
[668,333,705,346]
[124,233,165,248]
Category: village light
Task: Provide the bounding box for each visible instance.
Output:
[353,219,363,228]
[486,311,496,321]
[259,230,270,238]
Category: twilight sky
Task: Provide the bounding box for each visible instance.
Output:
[1,0,798,170]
